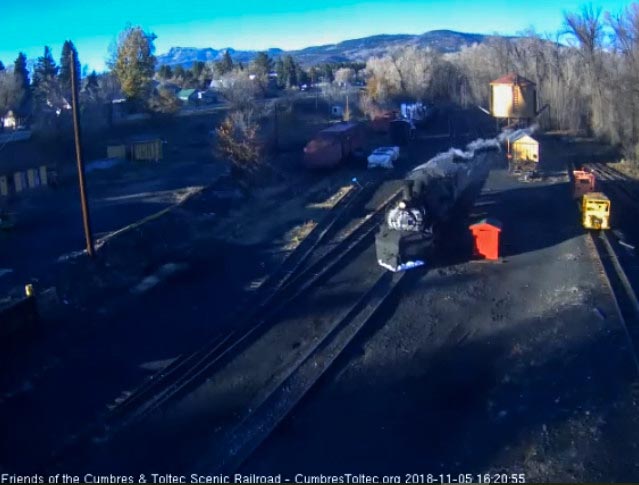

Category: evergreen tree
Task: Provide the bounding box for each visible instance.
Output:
[296,65,309,86]
[322,64,334,83]
[216,50,233,76]
[85,70,100,100]
[252,51,273,77]
[14,52,30,91]
[158,64,173,80]
[33,46,59,108]
[191,60,205,80]
[59,40,80,99]
[282,55,297,87]
[111,25,157,103]
[274,58,285,88]
[13,52,30,116]
[173,65,186,79]
[0,61,5,71]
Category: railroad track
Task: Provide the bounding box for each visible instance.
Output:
[588,230,639,375]
[584,162,639,207]
[571,165,639,394]
[197,270,406,474]
[47,180,405,471]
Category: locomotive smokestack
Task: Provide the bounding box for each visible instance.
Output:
[402,180,414,201]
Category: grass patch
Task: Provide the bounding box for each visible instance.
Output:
[307,185,354,210]
[613,159,639,180]
[284,220,318,251]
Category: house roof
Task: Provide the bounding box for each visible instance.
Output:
[490,73,535,86]
[509,133,538,144]
[178,88,197,98]
[321,122,361,134]
[0,140,53,176]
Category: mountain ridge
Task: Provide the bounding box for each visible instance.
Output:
[156,29,499,67]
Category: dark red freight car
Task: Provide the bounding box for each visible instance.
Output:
[303,122,365,169]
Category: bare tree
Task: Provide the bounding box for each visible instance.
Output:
[218,70,260,111]
[216,109,266,185]
[564,4,606,135]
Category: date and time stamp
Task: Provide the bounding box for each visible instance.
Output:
[1,473,528,484]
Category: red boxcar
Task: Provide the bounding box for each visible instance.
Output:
[303,122,365,169]
[370,110,397,133]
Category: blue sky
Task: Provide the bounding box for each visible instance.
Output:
[0,0,631,72]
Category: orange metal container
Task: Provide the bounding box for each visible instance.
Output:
[572,170,596,199]
[469,218,502,261]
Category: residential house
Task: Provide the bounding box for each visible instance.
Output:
[178,88,198,104]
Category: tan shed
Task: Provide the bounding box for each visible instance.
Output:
[0,176,8,196]
[509,133,539,164]
[13,171,26,192]
[131,137,163,162]
[39,166,48,186]
[27,168,38,188]
[107,144,127,159]
[490,73,537,121]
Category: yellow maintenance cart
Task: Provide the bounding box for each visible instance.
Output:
[581,192,610,230]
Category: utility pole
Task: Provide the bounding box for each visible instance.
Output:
[273,102,279,153]
[70,49,94,257]
[345,94,350,121]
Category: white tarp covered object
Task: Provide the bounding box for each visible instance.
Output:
[368,146,400,169]
[401,102,430,123]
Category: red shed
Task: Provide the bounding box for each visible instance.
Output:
[469,218,502,261]
[303,122,365,169]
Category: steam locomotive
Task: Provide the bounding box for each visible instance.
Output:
[375,139,501,272]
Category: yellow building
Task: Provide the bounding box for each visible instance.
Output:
[490,73,537,121]
[132,139,163,161]
[107,143,127,159]
[509,133,539,164]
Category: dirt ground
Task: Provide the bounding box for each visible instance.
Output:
[240,136,639,482]
[0,102,453,473]
[9,105,633,482]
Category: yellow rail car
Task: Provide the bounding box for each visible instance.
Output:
[581,192,610,230]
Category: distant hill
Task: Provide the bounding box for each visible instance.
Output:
[155,30,495,67]
[156,47,284,67]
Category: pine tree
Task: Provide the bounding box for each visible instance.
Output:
[85,70,100,100]
[191,61,205,80]
[158,64,173,80]
[274,58,285,88]
[173,65,186,79]
[33,46,59,109]
[0,61,5,72]
[296,65,308,86]
[14,53,30,91]
[216,50,233,76]
[252,51,273,77]
[13,53,30,116]
[322,64,334,83]
[111,25,157,103]
[283,55,297,87]
[59,40,80,98]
